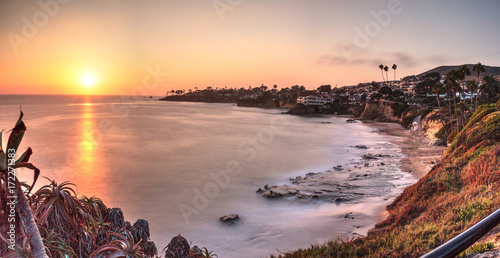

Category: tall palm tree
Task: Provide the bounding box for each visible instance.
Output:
[433,82,444,108]
[466,80,478,107]
[481,75,500,104]
[379,64,385,82]
[472,62,486,84]
[472,62,486,109]
[392,64,397,82]
[458,64,471,101]
[384,66,389,83]
[446,69,461,110]
[444,70,458,118]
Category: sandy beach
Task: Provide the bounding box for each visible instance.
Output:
[362,121,447,180]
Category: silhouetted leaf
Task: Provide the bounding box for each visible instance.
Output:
[15,147,32,165]
[7,111,26,154]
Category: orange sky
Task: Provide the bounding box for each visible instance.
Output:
[1,1,500,95]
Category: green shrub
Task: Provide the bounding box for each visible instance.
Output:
[392,102,410,118]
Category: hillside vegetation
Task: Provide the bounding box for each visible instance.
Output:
[276,104,500,257]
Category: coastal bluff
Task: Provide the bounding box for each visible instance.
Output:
[359,100,400,122]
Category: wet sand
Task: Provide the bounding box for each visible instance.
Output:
[362,121,447,180]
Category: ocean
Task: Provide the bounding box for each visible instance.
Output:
[0,95,411,257]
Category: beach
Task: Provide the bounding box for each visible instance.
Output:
[363,121,447,180]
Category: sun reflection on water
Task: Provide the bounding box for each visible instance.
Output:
[74,98,108,199]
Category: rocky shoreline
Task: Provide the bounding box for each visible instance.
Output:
[257,118,447,203]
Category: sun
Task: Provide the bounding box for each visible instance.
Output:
[81,73,97,87]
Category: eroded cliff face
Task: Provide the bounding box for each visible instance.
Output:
[420,109,446,145]
[359,101,399,122]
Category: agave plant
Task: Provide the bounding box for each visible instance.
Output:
[200,247,218,258]
[80,196,108,220]
[130,219,157,256]
[32,179,90,257]
[0,111,47,257]
[90,230,144,258]
[106,208,128,230]
[41,228,77,258]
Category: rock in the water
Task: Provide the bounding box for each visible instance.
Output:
[164,235,190,258]
[256,187,264,193]
[346,119,356,123]
[354,145,368,149]
[362,153,378,159]
[262,185,298,198]
[219,214,239,223]
[287,103,315,115]
[262,190,282,198]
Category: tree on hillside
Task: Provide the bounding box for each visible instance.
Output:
[392,64,398,82]
[481,75,500,104]
[444,70,458,118]
[379,64,385,82]
[379,86,392,95]
[416,72,441,96]
[317,85,332,94]
[446,69,461,110]
[472,62,486,109]
[458,64,471,101]
[466,80,478,107]
[384,66,389,83]
[371,81,380,90]
[433,82,445,108]
[473,62,486,83]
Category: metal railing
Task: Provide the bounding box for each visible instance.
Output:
[422,207,500,258]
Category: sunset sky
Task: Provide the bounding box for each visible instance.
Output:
[1,0,500,95]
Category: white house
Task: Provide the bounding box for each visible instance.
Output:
[297,96,333,106]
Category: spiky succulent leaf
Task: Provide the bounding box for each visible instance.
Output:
[7,111,26,154]
[15,147,32,165]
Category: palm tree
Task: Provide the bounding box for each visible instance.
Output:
[392,64,397,82]
[458,64,471,101]
[433,82,444,108]
[466,80,478,107]
[384,66,389,83]
[446,69,460,110]
[444,71,458,118]
[0,111,48,257]
[472,62,486,85]
[481,75,500,104]
[379,64,385,82]
[472,62,486,109]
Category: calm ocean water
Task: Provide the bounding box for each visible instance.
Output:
[0,95,408,257]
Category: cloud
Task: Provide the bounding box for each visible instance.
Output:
[317,49,420,68]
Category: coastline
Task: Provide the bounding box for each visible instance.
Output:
[256,115,448,254]
[360,120,447,180]
[259,117,447,202]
